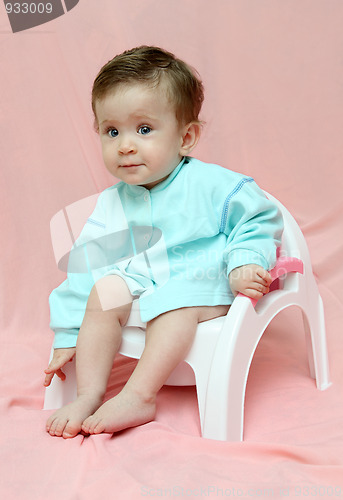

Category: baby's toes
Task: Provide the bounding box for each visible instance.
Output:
[62,420,81,439]
[48,416,68,437]
[91,419,106,435]
[81,416,94,434]
[46,414,56,433]
[82,415,103,435]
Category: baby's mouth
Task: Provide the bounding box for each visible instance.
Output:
[120,164,142,169]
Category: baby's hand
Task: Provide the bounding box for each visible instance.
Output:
[228,264,272,301]
[44,347,76,387]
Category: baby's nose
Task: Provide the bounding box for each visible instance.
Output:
[118,136,137,154]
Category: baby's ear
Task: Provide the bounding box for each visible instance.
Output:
[180,122,202,155]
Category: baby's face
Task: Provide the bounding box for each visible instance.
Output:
[95,83,185,189]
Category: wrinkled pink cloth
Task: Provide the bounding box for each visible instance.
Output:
[1,1,343,498]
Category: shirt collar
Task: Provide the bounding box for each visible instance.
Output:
[125,157,188,197]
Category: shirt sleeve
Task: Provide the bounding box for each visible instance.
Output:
[221,179,284,276]
[49,191,108,349]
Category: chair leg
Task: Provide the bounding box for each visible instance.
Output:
[201,336,248,442]
[302,295,331,390]
[201,371,245,441]
[201,302,259,442]
[190,362,218,436]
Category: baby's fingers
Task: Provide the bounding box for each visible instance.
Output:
[44,368,66,387]
[44,372,53,387]
[44,356,68,386]
[44,371,58,387]
[45,357,64,374]
[244,282,269,300]
[256,268,272,286]
[253,281,270,294]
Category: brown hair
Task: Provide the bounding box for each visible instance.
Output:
[91,46,204,129]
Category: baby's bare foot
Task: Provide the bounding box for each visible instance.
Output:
[46,395,103,439]
[81,389,156,435]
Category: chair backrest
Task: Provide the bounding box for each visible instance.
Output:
[265,192,312,275]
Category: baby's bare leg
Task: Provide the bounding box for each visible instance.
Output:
[46,276,133,439]
[82,304,229,435]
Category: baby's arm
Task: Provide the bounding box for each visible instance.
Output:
[229,263,272,301]
[44,347,76,387]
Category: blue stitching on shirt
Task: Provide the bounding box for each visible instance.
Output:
[87,218,106,229]
[220,177,254,232]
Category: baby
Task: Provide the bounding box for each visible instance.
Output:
[45,46,283,439]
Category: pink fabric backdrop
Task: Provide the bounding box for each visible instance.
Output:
[1,1,343,498]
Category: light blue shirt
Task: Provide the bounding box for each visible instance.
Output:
[50,157,283,348]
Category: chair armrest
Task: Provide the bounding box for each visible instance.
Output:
[236,256,304,307]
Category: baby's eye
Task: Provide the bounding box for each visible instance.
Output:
[107,128,118,138]
[138,126,152,135]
